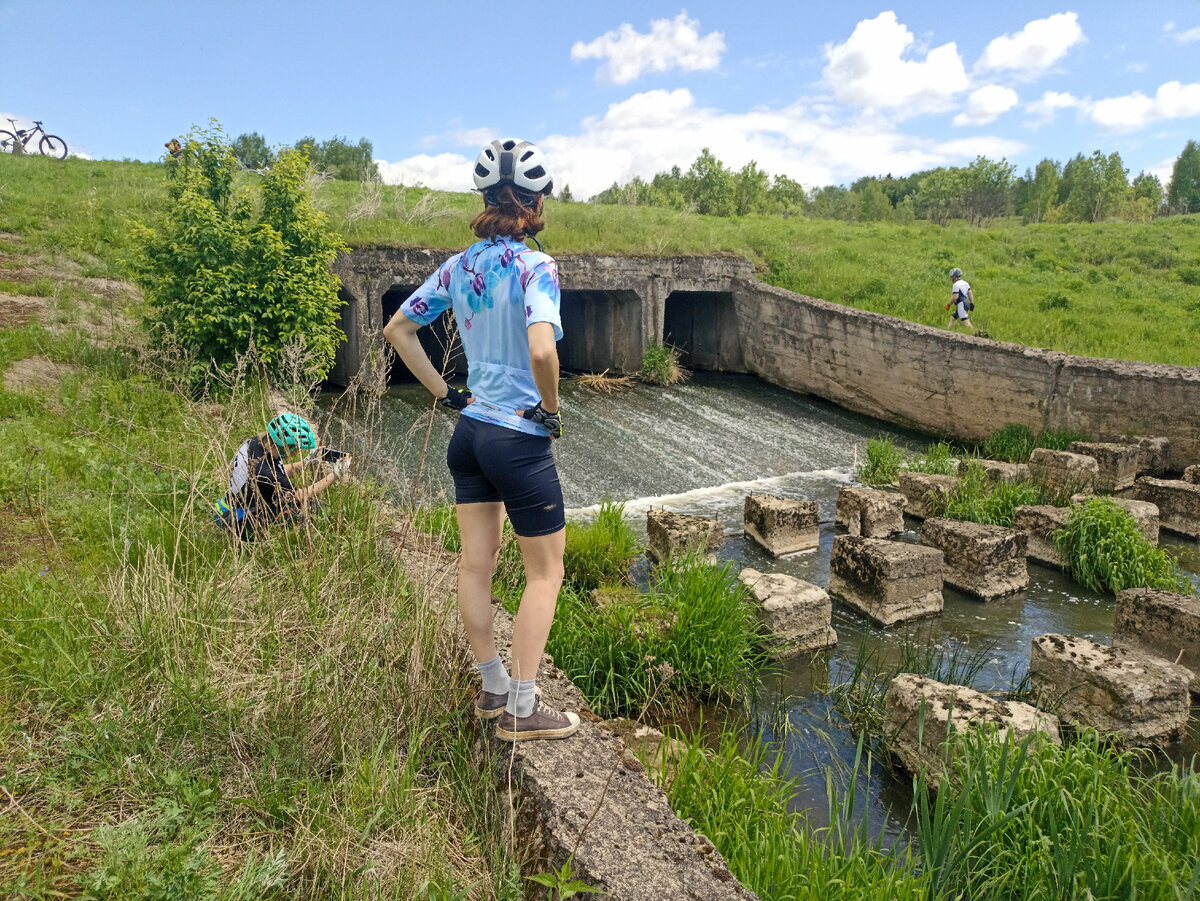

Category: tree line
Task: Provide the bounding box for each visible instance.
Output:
[231,131,379,182]
[584,140,1200,225]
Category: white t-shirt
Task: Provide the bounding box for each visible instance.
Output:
[952,278,971,318]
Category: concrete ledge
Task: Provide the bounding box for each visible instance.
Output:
[385,519,758,900]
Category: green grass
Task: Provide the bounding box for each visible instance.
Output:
[563,500,642,591]
[545,555,767,718]
[857,436,905,486]
[4,154,1200,366]
[916,730,1200,901]
[0,328,524,899]
[926,461,1048,527]
[982,424,1091,463]
[640,341,688,386]
[902,441,958,476]
[1052,497,1195,594]
[657,733,930,901]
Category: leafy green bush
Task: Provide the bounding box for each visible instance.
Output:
[131,122,348,386]
[563,500,641,591]
[857,435,905,485]
[1053,497,1194,594]
[640,341,688,386]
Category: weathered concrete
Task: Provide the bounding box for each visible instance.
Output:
[1029,633,1191,745]
[899,471,960,519]
[1133,477,1200,538]
[743,494,819,556]
[1113,588,1200,696]
[1105,435,1171,477]
[646,509,725,563]
[1067,441,1141,492]
[920,518,1028,600]
[1012,505,1070,570]
[958,458,1029,484]
[1185,465,1199,485]
[738,568,836,658]
[1029,448,1099,495]
[387,519,759,900]
[1070,494,1159,544]
[601,718,688,768]
[884,674,1060,788]
[836,486,906,537]
[829,536,944,626]
[334,248,1200,459]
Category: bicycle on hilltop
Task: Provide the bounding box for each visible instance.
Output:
[0,119,68,159]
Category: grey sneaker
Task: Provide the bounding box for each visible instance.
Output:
[474,689,508,720]
[495,696,581,741]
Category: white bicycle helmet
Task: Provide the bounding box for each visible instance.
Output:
[949,267,963,278]
[472,139,554,195]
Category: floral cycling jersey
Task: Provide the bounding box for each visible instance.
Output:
[401,236,562,437]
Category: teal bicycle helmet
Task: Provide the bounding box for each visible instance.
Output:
[267,413,317,451]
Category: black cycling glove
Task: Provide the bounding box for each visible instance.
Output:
[438,386,473,412]
[522,401,562,439]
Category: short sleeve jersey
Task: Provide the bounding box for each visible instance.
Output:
[952,278,971,301]
[400,236,562,437]
[227,436,295,522]
[952,278,972,317]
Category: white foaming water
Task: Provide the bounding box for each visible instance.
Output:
[567,466,854,525]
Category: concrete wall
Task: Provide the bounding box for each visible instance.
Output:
[332,247,1200,460]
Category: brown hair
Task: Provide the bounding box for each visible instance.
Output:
[470,184,546,241]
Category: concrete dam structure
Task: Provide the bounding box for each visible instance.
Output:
[331,248,1200,460]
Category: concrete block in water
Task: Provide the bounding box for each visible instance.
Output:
[743,493,819,556]
[884,673,1060,788]
[1029,448,1099,495]
[1067,441,1141,492]
[646,510,724,563]
[1012,505,1070,570]
[1113,588,1200,696]
[1185,465,1199,485]
[829,536,943,627]
[899,472,960,519]
[738,568,836,659]
[1030,633,1191,746]
[1105,435,1171,477]
[1133,477,1200,538]
[836,486,905,537]
[920,518,1028,600]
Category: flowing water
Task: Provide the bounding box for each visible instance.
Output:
[320,372,1200,841]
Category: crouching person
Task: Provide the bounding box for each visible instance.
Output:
[215,412,352,540]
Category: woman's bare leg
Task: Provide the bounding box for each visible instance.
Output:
[509,527,566,685]
[455,502,504,662]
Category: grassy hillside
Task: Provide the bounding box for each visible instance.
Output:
[3,154,1199,365]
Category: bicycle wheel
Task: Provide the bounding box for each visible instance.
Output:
[39,134,68,159]
[0,131,19,154]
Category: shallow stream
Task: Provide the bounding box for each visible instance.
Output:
[321,372,1200,841]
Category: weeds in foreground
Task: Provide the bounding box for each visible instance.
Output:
[1053,497,1195,594]
[925,461,1046,527]
[857,435,905,486]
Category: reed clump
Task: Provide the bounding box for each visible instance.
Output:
[577,370,635,394]
[640,341,689,386]
[925,460,1046,527]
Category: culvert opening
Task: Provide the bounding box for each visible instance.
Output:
[662,290,743,372]
[381,285,466,384]
[559,289,643,373]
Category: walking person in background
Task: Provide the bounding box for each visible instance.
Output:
[215,412,352,540]
[946,267,976,333]
[383,139,577,742]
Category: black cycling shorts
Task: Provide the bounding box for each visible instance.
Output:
[446,415,565,537]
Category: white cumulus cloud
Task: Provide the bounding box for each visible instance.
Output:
[1089,81,1200,131]
[1169,26,1200,43]
[1025,90,1083,125]
[822,11,969,115]
[571,13,725,85]
[379,88,1025,200]
[976,12,1085,77]
[953,85,1020,126]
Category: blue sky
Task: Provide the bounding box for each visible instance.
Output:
[4,1,1200,198]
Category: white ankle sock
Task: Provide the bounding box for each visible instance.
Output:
[508,678,537,717]
[476,655,510,695]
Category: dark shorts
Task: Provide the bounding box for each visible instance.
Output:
[446,415,565,537]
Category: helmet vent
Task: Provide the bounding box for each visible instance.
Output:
[520,150,534,162]
[501,139,516,150]
[475,163,490,178]
[524,165,546,180]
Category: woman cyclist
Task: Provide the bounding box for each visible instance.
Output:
[383,139,577,742]
[216,412,352,540]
